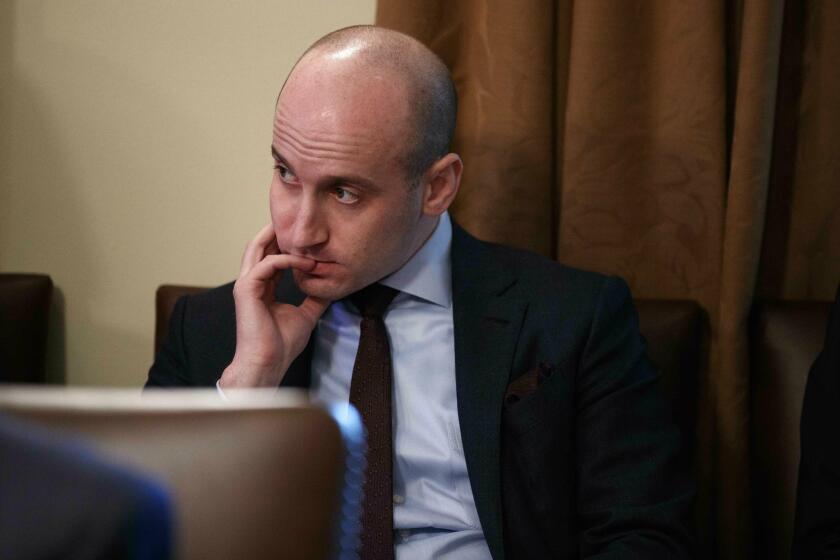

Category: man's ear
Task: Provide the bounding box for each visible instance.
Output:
[421,153,462,216]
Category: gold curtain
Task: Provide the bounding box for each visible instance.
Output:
[377,1,840,558]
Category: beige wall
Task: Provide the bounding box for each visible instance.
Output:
[0,1,376,386]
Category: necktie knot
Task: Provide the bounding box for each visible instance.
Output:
[350,283,399,318]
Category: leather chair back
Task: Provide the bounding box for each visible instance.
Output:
[0,274,53,383]
[751,300,832,560]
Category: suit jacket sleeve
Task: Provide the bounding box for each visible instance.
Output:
[146,296,192,387]
[576,276,695,558]
[145,281,306,389]
[792,284,840,559]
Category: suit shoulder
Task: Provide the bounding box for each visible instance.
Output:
[173,281,234,317]
[150,281,237,387]
[183,281,235,306]
[477,238,619,301]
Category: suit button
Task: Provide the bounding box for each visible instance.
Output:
[393,494,405,505]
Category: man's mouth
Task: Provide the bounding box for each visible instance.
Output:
[281,251,338,276]
[301,260,337,276]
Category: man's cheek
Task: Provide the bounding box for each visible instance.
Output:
[271,223,292,252]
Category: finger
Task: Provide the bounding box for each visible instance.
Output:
[264,234,281,257]
[239,224,277,277]
[241,254,316,286]
[298,296,331,324]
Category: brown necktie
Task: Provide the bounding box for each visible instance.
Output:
[349,283,399,560]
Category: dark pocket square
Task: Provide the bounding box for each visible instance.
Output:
[505,362,555,405]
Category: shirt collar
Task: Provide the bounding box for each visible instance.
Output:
[378,212,452,308]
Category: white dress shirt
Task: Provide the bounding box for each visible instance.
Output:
[310,212,492,559]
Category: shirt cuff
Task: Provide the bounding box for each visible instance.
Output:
[215,379,230,402]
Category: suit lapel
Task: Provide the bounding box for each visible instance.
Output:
[451,224,527,560]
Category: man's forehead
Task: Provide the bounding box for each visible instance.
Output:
[271,108,379,157]
[270,102,407,179]
[273,100,368,134]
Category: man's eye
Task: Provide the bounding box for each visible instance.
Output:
[333,187,359,205]
[274,163,295,182]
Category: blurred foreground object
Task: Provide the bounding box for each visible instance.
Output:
[0,413,173,560]
[0,387,364,560]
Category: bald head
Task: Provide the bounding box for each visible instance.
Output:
[281,26,458,184]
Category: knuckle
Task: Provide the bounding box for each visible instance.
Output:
[232,280,250,298]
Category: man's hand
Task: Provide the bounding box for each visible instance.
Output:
[219,224,329,388]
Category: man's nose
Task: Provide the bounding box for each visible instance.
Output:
[289,197,328,250]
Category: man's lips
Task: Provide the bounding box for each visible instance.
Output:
[298,259,338,276]
[280,252,338,276]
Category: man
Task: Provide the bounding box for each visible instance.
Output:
[148,25,694,558]
[793,283,840,559]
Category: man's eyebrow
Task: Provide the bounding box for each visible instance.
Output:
[321,173,381,193]
[270,145,381,192]
[271,146,286,162]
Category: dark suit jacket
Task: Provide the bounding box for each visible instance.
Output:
[793,284,840,559]
[148,224,695,559]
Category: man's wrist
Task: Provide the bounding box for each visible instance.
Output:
[219,359,285,388]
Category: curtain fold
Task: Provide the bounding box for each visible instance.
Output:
[758,1,840,299]
[716,1,785,556]
[377,1,840,558]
